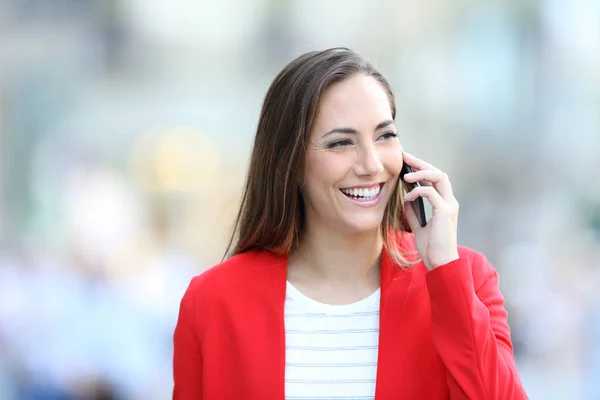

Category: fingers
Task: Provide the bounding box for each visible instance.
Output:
[404,186,447,211]
[402,152,439,172]
[401,153,459,216]
[402,152,458,204]
[402,169,453,200]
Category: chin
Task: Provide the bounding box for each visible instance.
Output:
[341,215,384,235]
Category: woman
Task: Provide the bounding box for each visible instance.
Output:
[173,48,528,399]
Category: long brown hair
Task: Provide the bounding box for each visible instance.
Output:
[224,47,416,267]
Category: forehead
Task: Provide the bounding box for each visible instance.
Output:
[312,74,393,133]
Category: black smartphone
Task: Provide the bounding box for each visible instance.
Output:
[400,163,427,227]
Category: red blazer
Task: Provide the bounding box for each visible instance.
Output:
[173,234,528,399]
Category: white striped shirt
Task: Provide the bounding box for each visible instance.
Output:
[284,281,380,400]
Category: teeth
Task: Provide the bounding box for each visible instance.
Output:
[341,185,380,200]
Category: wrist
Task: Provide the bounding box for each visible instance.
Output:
[427,252,459,270]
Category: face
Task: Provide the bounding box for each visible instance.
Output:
[301,74,404,235]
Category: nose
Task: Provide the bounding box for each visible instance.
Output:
[354,145,384,177]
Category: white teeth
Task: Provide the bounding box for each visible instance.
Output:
[341,185,380,201]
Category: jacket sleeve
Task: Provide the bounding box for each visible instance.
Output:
[425,254,528,400]
[173,276,206,399]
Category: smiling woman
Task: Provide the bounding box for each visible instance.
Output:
[301,75,403,239]
[221,49,411,268]
[172,48,529,400]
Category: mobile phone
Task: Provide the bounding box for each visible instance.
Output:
[400,163,427,227]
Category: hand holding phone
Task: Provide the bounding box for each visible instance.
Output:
[400,163,427,227]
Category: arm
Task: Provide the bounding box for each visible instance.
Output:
[173,277,205,399]
[426,254,528,400]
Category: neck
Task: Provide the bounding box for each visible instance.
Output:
[289,222,383,285]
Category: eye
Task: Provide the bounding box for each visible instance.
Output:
[327,139,353,148]
[378,131,398,141]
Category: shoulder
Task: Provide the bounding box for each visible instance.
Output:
[456,245,499,290]
[177,249,284,340]
[420,243,502,304]
[395,232,498,289]
[457,245,486,262]
[181,249,284,305]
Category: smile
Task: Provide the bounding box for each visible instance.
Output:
[340,183,383,202]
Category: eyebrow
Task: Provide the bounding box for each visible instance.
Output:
[322,119,395,137]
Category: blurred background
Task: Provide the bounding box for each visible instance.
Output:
[0,0,599,399]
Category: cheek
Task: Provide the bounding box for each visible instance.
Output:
[381,146,404,175]
[305,152,352,185]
